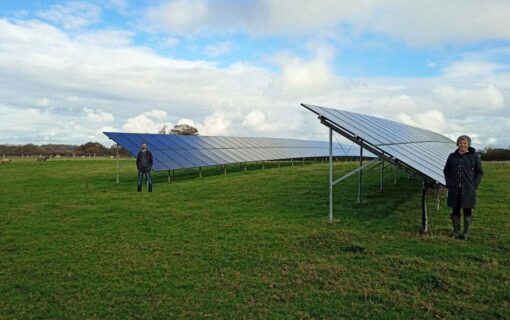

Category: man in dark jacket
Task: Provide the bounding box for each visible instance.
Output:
[136,143,153,192]
[443,135,483,240]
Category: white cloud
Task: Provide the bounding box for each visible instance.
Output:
[144,110,168,119]
[35,97,50,108]
[358,1,510,47]
[74,29,134,47]
[144,0,510,46]
[83,107,114,123]
[36,1,102,30]
[177,118,196,127]
[0,18,509,147]
[0,104,115,144]
[268,44,336,97]
[397,113,417,127]
[205,41,232,57]
[431,84,505,112]
[161,37,181,47]
[441,61,507,78]
[397,110,447,134]
[197,110,236,136]
[145,0,209,34]
[242,110,278,133]
[121,110,172,133]
[487,137,498,145]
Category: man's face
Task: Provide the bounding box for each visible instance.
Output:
[141,144,147,151]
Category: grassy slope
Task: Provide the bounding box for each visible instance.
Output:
[0,160,508,319]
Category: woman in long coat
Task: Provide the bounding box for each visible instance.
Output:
[443,135,484,240]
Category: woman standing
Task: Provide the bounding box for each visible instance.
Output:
[443,135,484,240]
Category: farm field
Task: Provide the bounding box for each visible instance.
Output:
[0,159,509,319]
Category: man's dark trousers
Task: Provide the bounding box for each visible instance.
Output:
[137,170,153,192]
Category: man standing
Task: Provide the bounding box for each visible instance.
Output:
[136,143,153,192]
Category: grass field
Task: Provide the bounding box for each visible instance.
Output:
[0,159,509,319]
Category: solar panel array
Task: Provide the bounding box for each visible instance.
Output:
[104,132,365,172]
[302,104,456,186]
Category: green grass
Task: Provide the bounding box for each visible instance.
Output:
[0,159,509,319]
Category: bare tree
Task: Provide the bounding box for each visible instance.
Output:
[158,124,168,135]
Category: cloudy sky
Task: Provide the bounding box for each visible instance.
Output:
[1,0,509,147]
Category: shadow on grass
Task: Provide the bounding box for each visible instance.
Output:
[125,161,426,234]
[329,167,422,221]
[150,161,311,183]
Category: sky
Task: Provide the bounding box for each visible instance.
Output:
[0,0,509,148]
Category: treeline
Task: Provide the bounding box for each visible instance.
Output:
[1,143,509,160]
[480,147,510,161]
[0,142,131,157]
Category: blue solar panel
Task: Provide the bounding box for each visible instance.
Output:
[104,132,370,171]
[302,104,456,185]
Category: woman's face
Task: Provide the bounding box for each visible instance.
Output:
[458,139,469,153]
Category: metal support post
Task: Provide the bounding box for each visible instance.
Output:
[224,164,227,175]
[302,157,305,165]
[357,141,363,204]
[379,156,384,192]
[168,170,171,182]
[199,167,202,178]
[116,143,119,184]
[421,180,431,233]
[291,158,293,166]
[394,165,398,184]
[262,161,264,170]
[435,184,440,210]
[244,163,247,173]
[329,127,333,222]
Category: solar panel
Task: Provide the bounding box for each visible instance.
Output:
[104,132,370,172]
[302,104,456,186]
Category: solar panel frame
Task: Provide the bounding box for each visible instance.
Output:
[200,148,234,164]
[162,149,195,168]
[220,148,246,163]
[158,150,186,169]
[302,103,456,186]
[202,136,225,149]
[166,135,190,150]
[104,131,371,172]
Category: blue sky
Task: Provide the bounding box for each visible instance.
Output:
[1,0,509,147]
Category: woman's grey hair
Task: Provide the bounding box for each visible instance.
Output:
[456,135,471,146]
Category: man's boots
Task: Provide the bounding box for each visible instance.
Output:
[451,214,461,239]
[463,214,472,241]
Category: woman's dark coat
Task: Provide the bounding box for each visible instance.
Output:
[443,147,483,208]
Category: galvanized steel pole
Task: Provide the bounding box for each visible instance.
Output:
[357,141,363,204]
[435,184,440,210]
[421,180,429,233]
[116,143,119,184]
[329,127,333,222]
[379,156,384,192]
